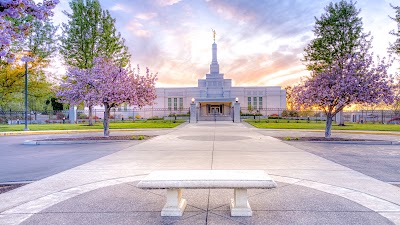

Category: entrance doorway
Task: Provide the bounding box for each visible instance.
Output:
[211,106,220,114]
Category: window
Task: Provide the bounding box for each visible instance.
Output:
[253,97,257,109]
[168,98,172,110]
[179,98,183,110]
[259,97,263,110]
[248,97,252,110]
[174,98,177,110]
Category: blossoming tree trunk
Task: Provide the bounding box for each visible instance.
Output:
[88,105,94,126]
[325,114,333,138]
[103,103,111,137]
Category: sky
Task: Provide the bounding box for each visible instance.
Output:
[50,0,399,87]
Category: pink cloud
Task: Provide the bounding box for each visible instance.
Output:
[136,12,158,20]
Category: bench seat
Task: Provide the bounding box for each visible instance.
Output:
[137,170,277,217]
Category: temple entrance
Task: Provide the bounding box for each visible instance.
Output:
[210,105,222,115]
[197,102,233,121]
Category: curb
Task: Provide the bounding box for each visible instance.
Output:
[285,140,400,145]
[23,139,137,145]
[0,128,174,137]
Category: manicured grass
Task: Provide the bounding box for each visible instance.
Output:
[245,119,400,132]
[0,120,185,132]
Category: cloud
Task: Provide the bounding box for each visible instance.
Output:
[136,12,158,20]
[156,0,182,7]
[110,3,132,12]
[126,20,152,37]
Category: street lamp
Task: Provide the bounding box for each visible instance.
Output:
[191,98,195,103]
[22,49,31,131]
[235,97,238,103]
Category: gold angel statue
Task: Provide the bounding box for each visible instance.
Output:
[212,29,216,42]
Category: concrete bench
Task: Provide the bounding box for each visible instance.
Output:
[137,170,277,217]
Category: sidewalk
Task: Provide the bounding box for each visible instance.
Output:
[0,122,399,224]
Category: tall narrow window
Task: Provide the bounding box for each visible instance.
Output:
[253,97,257,109]
[259,97,263,110]
[179,98,183,110]
[248,97,252,110]
[168,98,172,110]
[174,98,177,110]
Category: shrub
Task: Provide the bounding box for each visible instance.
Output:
[135,114,142,119]
[78,113,88,119]
[241,113,262,116]
[281,110,299,117]
[148,116,163,120]
[268,116,281,119]
[56,112,65,120]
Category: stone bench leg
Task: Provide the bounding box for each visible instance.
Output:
[161,188,187,216]
[230,188,252,216]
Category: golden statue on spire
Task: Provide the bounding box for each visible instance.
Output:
[212,28,216,42]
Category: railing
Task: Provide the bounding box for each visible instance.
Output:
[0,108,190,124]
[1,108,399,124]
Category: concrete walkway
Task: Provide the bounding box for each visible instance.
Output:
[0,122,399,224]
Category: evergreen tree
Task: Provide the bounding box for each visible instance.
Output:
[303,0,371,72]
[59,0,131,125]
[389,4,400,57]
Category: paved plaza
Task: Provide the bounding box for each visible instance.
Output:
[0,122,400,224]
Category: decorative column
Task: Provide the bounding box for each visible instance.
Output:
[69,105,77,124]
[190,99,196,123]
[234,102,240,123]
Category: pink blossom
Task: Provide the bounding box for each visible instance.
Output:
[0,0,59,62]
[293,50,395,138]
[57,57,157,137]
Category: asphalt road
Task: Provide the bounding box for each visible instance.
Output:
[281,141,400,184]
[0,134,143,183]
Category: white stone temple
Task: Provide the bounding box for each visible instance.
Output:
[149,40,286,120]
[92,38,286,121]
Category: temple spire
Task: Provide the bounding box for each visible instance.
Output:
[210,41,219,74]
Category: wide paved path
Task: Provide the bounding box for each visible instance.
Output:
[0,122,399,225]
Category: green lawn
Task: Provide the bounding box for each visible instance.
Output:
[245,119,400,132]
[0,120,185,132]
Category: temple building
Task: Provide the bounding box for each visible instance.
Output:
[149,39,286,120]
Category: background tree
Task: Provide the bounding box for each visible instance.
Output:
[0,0,58,63]
[389,4,400,115]
[388,4,400,57]
[59,0,131,125]
[303,0,371,126]
[0,18,58,111]
[293,47,394,138]
[58,57,157,137]
[284,86,294,110]
[303,0,370,71]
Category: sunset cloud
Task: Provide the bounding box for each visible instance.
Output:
[50,0,399,87]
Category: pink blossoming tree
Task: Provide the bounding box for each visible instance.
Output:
[58,57,157,137]
[0,0,59,62]
[293,50,395,138]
